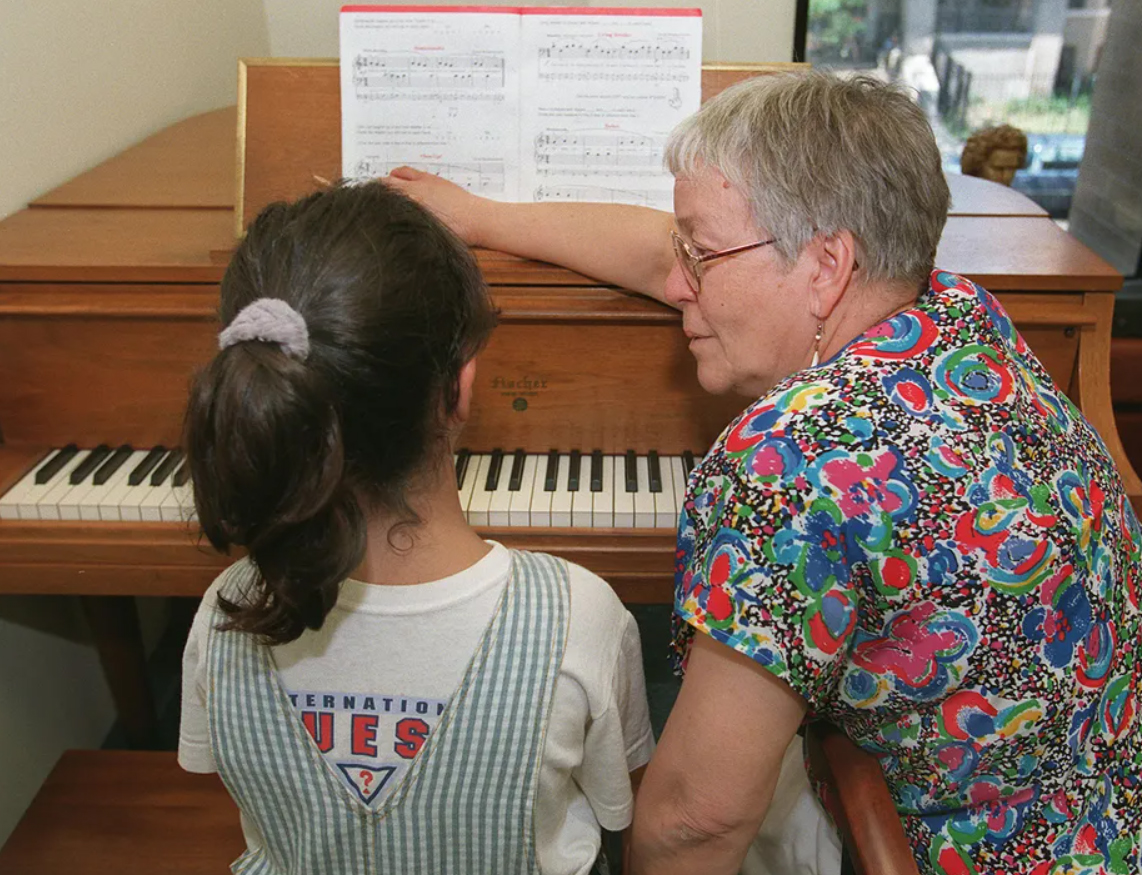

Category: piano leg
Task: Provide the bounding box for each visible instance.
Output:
[81,596,158,750]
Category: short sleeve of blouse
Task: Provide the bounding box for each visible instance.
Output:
[672,400,877,711]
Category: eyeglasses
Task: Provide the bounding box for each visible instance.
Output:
[671,230,778,294]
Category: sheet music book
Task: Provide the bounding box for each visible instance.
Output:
[340,5,702,209]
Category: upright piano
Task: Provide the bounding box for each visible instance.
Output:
[0,101,1135,744]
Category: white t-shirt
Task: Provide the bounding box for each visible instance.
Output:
[179,542,655,875]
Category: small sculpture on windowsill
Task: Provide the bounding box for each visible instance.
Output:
[960,124,1028,187]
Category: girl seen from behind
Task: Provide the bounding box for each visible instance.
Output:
[178,181,653,875]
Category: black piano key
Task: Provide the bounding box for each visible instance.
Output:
[92,444,133,486]
[484,448,504,491]
[34,444,79,484]
[624,450,638,493]
[507,449,526,491]
[543,449,559,492]
[682,450,697,478]
[173,462,191,488]
[647,450,663,493]
[567,450,582,492]
[590,450,604,493]
[150,449,184,487]
[70,445,111,485]
[128,446,167,486]
[454,448,471,489]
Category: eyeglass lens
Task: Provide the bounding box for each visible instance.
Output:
[672,233,700,292]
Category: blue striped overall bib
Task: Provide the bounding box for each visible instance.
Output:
[206,550,571,875]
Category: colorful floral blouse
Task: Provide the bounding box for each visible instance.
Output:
[673,271,1142,875]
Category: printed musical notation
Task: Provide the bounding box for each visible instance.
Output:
[352,53,505,90]
[536,71,690,84]
[340,6,703,206]
[534,130,665,174]
[353,158,506,196]
[534,185,657,206]
[536,41,691,62]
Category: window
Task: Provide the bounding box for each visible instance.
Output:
[799,0,1107,220]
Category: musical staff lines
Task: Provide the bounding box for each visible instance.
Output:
[534,185,657,206]
[352,53,506,91]
[536,41,691,62]
[534,129,665,175]
[352,159,506,196]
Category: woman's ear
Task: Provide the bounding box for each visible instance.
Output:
[454,358,477,425]
[806,230,860,321]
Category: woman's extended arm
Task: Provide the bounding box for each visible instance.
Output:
[384,167,677,303]
[629,633,807,875]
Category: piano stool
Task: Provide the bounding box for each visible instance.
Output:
[0,750,243,875]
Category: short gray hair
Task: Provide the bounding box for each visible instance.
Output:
[665,71,950,288]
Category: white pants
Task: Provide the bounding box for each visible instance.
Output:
[740,737,843,875]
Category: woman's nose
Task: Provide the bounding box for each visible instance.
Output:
[664,262,698,308]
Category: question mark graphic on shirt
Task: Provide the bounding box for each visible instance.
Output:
[359,770,373,794]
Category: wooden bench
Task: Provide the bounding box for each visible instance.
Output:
[4,740,917,875]
[0,751,243,874]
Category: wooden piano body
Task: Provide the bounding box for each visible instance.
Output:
[0,69,1135,753]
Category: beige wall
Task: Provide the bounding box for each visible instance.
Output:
[0,0,269,846]
[0,0,270,220]
[264,0,797,65]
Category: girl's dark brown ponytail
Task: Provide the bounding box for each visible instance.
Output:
[185,182,496,644]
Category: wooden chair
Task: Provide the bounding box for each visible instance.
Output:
[0,750,243,875]
[805,722,921,875]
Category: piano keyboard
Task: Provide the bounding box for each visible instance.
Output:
[1,446,698,529]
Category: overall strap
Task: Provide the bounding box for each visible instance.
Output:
[205,553,571,875]
[372,550,571,874]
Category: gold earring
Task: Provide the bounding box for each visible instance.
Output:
[810,322,824,367]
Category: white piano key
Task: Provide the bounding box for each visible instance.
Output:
[591,456,615,528]
[5,450,93,521]
[36,451,100,521]
[160,483,195,522]
[529,455,555,527]
[656,456,679,529]
[77,449,145,521]
[458,452,484,519]
[116,450,180,522]
[98,451,156,521]
[487,453,517,528]
[614,455,636,528]
[549,455,572,527]
[0,453,66,520]
[570,462,592,529]
[509,455,538,527]
[466,455,495,527]
[634,455,656,528]
[139,482,173,522]
[670,456,687,525]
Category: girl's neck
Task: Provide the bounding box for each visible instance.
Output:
[352,454,491,586]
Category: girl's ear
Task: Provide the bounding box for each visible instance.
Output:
[455,358,477,425]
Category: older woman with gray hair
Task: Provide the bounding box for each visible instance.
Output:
[387,71,1141,875]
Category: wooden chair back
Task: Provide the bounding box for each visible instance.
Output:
[804,722,920,875]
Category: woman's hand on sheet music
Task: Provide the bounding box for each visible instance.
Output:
[384,167,485,247]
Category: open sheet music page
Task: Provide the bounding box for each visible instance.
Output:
[340,6,702,209]
[341,6,522,199]
[519,8,701,209]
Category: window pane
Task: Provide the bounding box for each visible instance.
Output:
[806,0,1110,221]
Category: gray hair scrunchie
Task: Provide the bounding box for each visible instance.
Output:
[218,298,310,361]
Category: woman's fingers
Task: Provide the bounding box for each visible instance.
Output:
[387,165,424,181]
